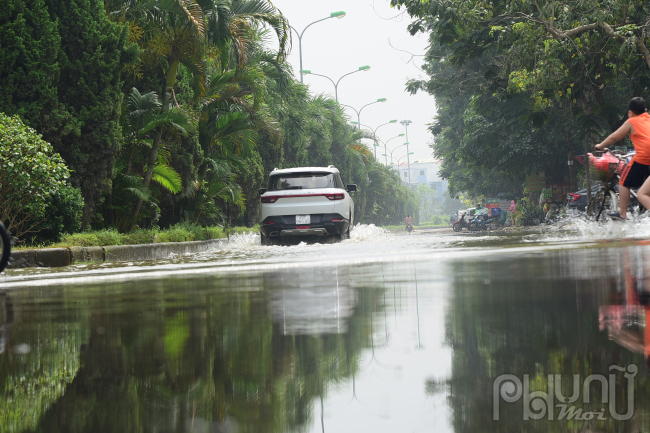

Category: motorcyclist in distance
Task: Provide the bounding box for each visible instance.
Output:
[405,214,413,231]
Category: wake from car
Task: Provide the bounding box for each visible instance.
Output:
[348,224,391,242]
[212,224,392,252]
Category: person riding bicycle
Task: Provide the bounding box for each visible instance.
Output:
[595,97,650,220]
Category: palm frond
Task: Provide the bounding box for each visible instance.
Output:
[138,108,194,137]
[152,163,183,193]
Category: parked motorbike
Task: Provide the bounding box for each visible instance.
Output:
[469,213,500,231]
[452,213,470,232]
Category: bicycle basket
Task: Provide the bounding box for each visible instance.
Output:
[589,153,624,182]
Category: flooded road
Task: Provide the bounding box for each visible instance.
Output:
[2,223,650,432]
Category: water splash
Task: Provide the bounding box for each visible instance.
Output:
[348,224,391,243]
[537,213,650,243]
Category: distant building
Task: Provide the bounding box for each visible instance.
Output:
[396,159,448,204]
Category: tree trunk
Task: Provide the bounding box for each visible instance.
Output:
[568,149,577,192]
[566,122,578,192]
[129,56,179,230]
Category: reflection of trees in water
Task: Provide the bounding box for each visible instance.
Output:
[0,292,87,432]
[0,269,384,433]
[444,251,650,432]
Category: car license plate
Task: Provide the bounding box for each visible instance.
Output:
[296,215,310,225]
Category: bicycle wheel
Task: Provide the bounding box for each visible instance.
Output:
[0,222,10,273]
[587,189,618,221]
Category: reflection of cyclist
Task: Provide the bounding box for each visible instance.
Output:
[599,248,650,369]
[595,97,650,220]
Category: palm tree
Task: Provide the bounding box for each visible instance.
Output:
[107,0,289,229]
[111,87,192,230]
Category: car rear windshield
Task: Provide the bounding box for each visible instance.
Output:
[268,172,341,191]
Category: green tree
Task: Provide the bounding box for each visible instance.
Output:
[0,113,70,239]
[416,183,434,222]
[0,0,61,132]
[39,0,138,228]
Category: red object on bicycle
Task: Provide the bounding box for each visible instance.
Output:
[568,193,581,203]
[588,152,626,181]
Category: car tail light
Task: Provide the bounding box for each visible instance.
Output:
[568,193,581,203]
[263,221,274,225]
[261,196,279,203]
[332,218,344,221]
[324,193,345,201]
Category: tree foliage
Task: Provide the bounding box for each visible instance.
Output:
[0,114,70,238]
[391,0,650,198]
[0,0,417,241]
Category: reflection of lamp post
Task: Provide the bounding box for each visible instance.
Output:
[414,265,423,350]
[400,120,412,187]
[350,120,397,158]
[302,66,370,101]
[289,11,347,83]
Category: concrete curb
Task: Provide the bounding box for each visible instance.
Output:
[7,239,225,269]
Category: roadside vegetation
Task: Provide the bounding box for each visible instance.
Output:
[1,0,418,247]
[16,224,258,250]
[391,0,650,202]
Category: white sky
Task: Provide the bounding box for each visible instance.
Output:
[271,0,437,166]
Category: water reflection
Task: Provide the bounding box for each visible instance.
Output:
[444,243,650,432]
[268,268,357,336]
[4,240,650,431]
[0,269,383,433]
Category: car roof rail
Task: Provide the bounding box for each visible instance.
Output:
[328,165,335,169]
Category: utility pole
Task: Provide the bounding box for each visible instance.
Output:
[400,120,412,187]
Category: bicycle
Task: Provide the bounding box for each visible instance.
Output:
[0,222,10,273]
[586,150,645,221]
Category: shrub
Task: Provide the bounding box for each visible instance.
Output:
[0,113,70,238]
[521,204,545,226]
[31,186,84,244]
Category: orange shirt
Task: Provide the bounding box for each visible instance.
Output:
[627,112,650,165]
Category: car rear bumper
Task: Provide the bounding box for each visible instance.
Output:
[260,214,350,238]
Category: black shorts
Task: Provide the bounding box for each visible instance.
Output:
[620,160,650,188]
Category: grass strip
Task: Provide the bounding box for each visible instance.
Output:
[17,224,259,250]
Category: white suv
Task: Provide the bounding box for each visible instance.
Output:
[258,166,356,245]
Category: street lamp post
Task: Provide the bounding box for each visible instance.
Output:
[302,66,370,101]
[289,11,346,83]
[341,99,388,148]
[400,120,412,187]
[350,120,397,158]
[383,152,414,180]
[382,142,408,170]
[377,133,404,166]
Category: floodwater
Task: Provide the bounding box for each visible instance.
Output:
[2,222,650,432]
